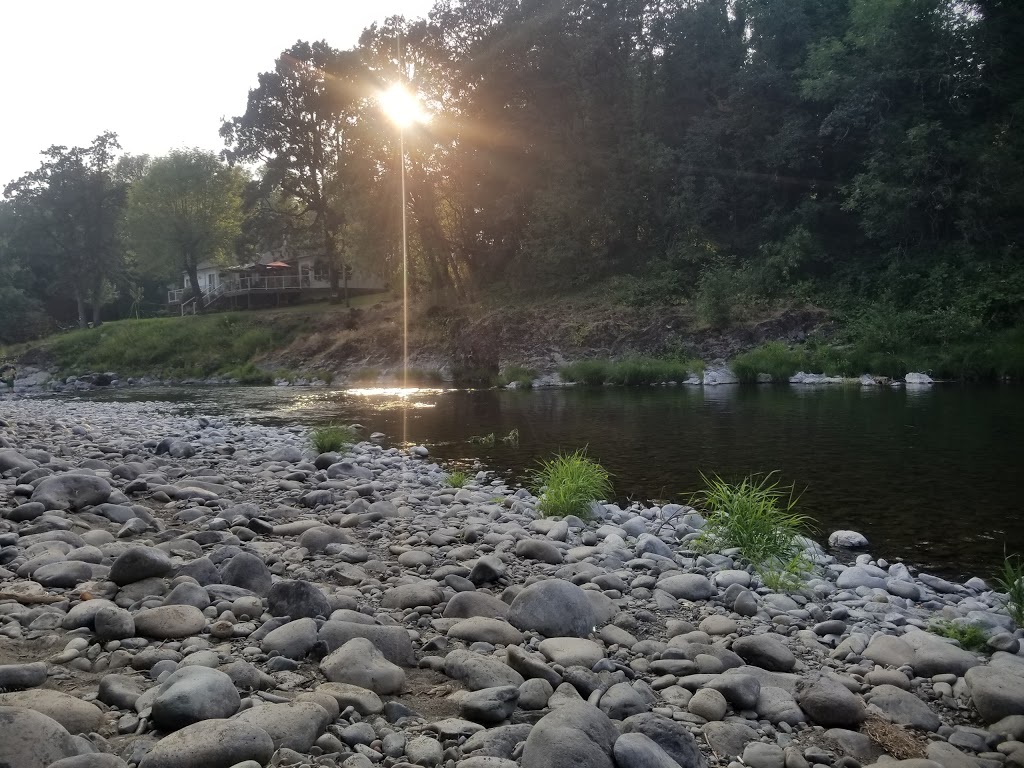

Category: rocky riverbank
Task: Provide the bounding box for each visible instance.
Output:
[1,399,1023,768]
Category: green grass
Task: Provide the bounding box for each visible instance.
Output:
[310,425,360,454]
[691,472,816,589]
[223,363,273,385]
[732,342,808,383]
[499,365,537,388]
[531,449,613,519]
[446,470,469,488]
[559,357,704,386]
[930,620,989,651]
[995,552,1024,628]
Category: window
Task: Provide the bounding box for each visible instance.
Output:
[313,261,329,282]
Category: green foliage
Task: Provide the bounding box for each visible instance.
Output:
[310,425,359,454]
[224,363,272,385]
[732,343,807,384]
[560,357,703,386]
[692,473,815,590]
[446,470,469,488]
[696,266,734,328]
[501,428,520,446]
[468,433,495,446]
[929,620,988,652]
[499,365,537,388]
[995,553,1024,628]
[531,449,613,519]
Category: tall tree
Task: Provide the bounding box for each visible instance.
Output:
[125,149,246,311]
[3,132,128,327]
[221,40,368,300]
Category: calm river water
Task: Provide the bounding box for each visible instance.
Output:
[72,383,1023,580]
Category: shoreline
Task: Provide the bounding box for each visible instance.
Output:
[1,399,1023,768]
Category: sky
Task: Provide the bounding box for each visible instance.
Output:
[0,0,436,189]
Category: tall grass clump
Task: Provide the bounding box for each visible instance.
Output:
[532,449,613,519]
[692,472,815,589]
[310,425,359,454]
[498,365,537,388]
[929,620,988,651]
[731,343,807,384]
[446,470,469,488]
[995,552,1024,627]
[561,357,703,386]
[560,359,612,385]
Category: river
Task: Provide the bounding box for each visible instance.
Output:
[68,382,1023,580]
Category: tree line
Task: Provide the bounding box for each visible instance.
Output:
[2,0,1022,347]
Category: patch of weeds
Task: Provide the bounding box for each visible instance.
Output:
[310,424,359,454]
[758,551,815,592]
[499,365,537,388]
[559,359,611,386]
[995,551,1024,627]
[929,620,988,651]
[223,362,273,385]
[468,433,495,446]
[501,428,520,446]
[692,472,816,590]
[560,357,703,386]
[531,449,613,519]
[731,342,807,384]
[446,470,469,488]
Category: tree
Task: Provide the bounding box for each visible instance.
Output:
[3,132,128,327]
[221,40,368,301]
[126,149,246,311]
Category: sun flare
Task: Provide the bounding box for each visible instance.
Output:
[379,83,427,128]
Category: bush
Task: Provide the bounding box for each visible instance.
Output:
[995,552,1024,628]
[559,359,611,385]
[310,425,359,453]
[532,449,613,519]
[692,472,815,588]
[930,620,988,651]
[498,365,537,388]
[732,343,806,383]
[697,266,734,328]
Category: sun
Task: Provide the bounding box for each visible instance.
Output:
[379,83,427,128]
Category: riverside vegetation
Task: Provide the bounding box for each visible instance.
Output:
[4,399,1024,768]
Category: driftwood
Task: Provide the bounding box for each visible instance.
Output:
[0,592,67,605]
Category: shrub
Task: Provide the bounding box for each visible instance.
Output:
[559,359,611,385]
[560,357,703,386]
[531,449,613,519]
[499,365,537,388]
[930,620,988,651]
[697,265,734,328]
[223,363,272,385]
[446,470,469,488]
[310,425,359,453]
[732,342,806,384]
[692,472,815,588]
[995,552,1024,628]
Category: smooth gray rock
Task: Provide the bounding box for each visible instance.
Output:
[797,672,866,727]
[538,637,604,668]
[621,712,708,768]
[0,706,79,768]
[836,566,887,590]
[469,555,507,585]
[449,617,525,646]
[443,591,510,620]
[109,546,173,585]
[320,637,405,694]
[965,666,1024,723]
[150,666,241,731]
[743,742,786,768]
[137,719,274,768]
[381,581,444,609]
[298,525,353,554]
[732,634,796,672]
[97,674,144,709]
[94,605,135,641]
[47,755,129,768]
[261,617,318,660]
[233,700,331,751]
[162,582,211,611]
[444,650,525,691]
[702,721,759,759]
[406,735,444,766]
[688,687,728,721]
[657,574,715,601]
[31,474,111,510]
[507,579,597,638]
[515,539,564,564]
[0,662,47,690]
[707,673,761,710]
[912,639,982,678]
[32,560,94,587]
[865,684,942,731]
[521,702,618,768]
[755,686,806,726]
[613,733,684,768]
[133,605,205,639]
[598,682,647,720]
[267,579,331,619]
[863,635,916,667]
[459,686,519,724]
[219,552,271,595]
[0,689,104,734]
[318,621,416,666]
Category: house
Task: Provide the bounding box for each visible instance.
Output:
[167,247,386,312]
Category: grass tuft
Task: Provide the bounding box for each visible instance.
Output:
[499,365,537,388]
[929,620,988,651]
[310,425,360,454]
[995,552,1024,628]
[560,357,703,386]
[691,472,815,589]
[731,342,806,383]
[446,470,469,488]
[531,449,613,519]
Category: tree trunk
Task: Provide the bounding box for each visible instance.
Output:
[186,258,204,314]
[343,262,349,307]
[91,301,103,328]
[324,225,340,303]
[75,289,86,329]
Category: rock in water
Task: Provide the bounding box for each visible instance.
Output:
[521,702,618,768]
[507,579,597,638]
[828,530,869,548]
[137,719,274,768]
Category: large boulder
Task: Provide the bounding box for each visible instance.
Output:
[0,706,80,768]
[0,689,104,734]
[620,712,708,768]
[732,634,797,672]
[444,650,525,691]
[133,605,206,639]
[797,672,866,727]
[657,574,716,601]
[0,449,38,474]
[320,637,406,694]
[232,700,331,751]
[138,719,274,768]
[150,666,241,731]
[31,474,111,510]
[268,579,332,619]
[318,621,416,666]
[965,666,1024,723]
[521,702,618,768]
[109,546,173,586]
[219,552,271,595]
[865,685,942,731]
[507,579,597,638]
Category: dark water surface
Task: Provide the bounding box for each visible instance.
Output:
[72,383,1023,580]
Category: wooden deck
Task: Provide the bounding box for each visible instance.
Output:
[168,275,305,313]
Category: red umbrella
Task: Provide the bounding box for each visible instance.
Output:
[264,261,290,268]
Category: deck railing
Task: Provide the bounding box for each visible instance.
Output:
[168,274,305,307]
